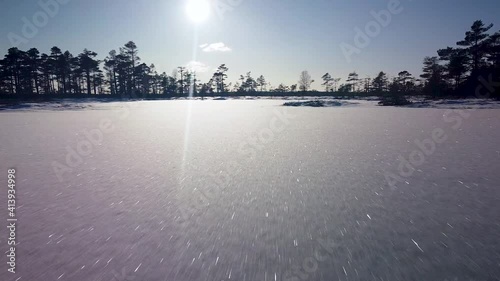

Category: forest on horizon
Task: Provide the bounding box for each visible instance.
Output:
[0,20,499,102]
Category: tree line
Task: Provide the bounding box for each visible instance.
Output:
[0,40,275,98]
[0,20,499,101]
[315,20,499,103]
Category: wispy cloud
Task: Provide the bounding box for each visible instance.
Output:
[186,61,210,73]
[200,42,232,52]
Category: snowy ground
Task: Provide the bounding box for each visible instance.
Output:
[280,97,500,109]
[3,96,500,111]
[1,99,499,281]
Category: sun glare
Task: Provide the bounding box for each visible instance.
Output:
[186,0,210,23]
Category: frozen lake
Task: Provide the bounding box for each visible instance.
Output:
[1,99,500,281]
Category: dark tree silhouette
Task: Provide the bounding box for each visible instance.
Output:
[104,50,118,95]
[346,72,359,92]
[78,49,99,95]
[213,64,228,93]
[372,71,388,93]
[457,20,493,73]
[122,41,140,94]
[257,75,266,92]
[238,72,257,93]
[25,48,41,95]
[420,57,446,97]
[321,73,333,92]
[395,71,416,94]
[177,67,186,95]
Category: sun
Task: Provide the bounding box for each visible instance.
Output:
[186,0,211,23]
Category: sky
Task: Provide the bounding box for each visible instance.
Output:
[1,0,499,90]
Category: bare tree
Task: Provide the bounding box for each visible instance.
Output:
[298,70,312,92]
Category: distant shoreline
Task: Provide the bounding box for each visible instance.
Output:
[2,95,500,111]
[0,91,492,103]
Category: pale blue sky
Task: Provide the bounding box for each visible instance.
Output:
[1,0,499,89]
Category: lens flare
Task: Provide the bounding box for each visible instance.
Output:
[186,0,210,23]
